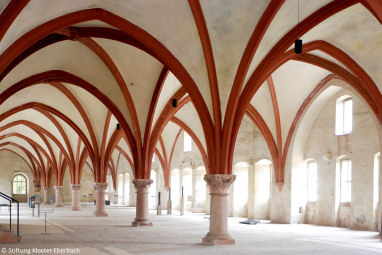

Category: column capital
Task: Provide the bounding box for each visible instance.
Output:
[204,174,236,194]
[71,184,81,190]
[44,187,50,191]
[93,182,108,192]
[54,186,64,191]
[132,179,153,189]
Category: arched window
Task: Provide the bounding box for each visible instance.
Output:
[118,173,124,204]
[373,152,380,215]
[306,160,318,202]
[171,169,180,209]
[233,162,249,217]
[183,132,192,152]
[12,174,27,195]
[124,173,130,205]
[340,159,352,203]
[149,170,157,209]
[336,96,353,135]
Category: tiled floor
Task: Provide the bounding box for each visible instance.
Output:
[0,204,381,254]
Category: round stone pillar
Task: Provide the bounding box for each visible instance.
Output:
[71,184,81,211]
[93,183,108,216]
[202,174,236,246]
[113,192,119,204]
[54,186,64,207]
[43,187,50,204]
[132,179,153,226]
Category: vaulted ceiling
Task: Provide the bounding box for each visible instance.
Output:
[0,0,381,187]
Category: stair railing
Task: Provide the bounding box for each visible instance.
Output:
[0,192,19,236]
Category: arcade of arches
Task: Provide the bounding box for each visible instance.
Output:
[0,0,382,253]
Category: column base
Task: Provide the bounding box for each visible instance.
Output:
[132,219,152,227]
[72,207,80,211]
[202,233,235,246]
[54,204,64,208]
[93,211,108,217]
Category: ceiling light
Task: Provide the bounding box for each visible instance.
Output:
[172,99,177,108]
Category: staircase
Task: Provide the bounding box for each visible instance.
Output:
[0,192,21,243]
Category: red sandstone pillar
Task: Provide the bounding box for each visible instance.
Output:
[132,179,153,226]
[71,184,81,211]
[43,187,50,204]
[202,174,236,245]
[93,183,108,216]
[54,186,64,207]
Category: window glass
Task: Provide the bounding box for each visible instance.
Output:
[183,132,192,152]
[336,97,352,135]
[12,175,26,195]
[343,99,353,134]
[340,159,352,203]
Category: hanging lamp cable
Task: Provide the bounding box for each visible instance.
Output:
[297,0,300,38]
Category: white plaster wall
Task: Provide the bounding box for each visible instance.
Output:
[60,165,95,203]
[0,150,35,202]
[304,89,380,231]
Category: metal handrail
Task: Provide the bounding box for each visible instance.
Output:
[0,192,19,236]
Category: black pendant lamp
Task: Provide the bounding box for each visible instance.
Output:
[295,39,302,54]
[116,123,120,130]
[172,98,178,108]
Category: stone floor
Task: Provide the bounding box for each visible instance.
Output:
[0,204,381,255]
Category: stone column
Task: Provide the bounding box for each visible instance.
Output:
[202,174,236,246]
[33,179,41,193]
[156,192,162,215]
[71,184,81,211]
[93,183,108,216]
[132,179,153,226]
[43,187,50,204]
[54,186,64,207]
[113,191,119,204]
[167,187,172,215]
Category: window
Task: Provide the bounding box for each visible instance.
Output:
[183,132,192,152]
[307,161,318,202]
[12,175,26,195]
[336,96,353,135]
[373,152,380,213]
[340,159,352,203]
[152,155,155,162]
[149,170,157,209]
[124,173,130,205]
